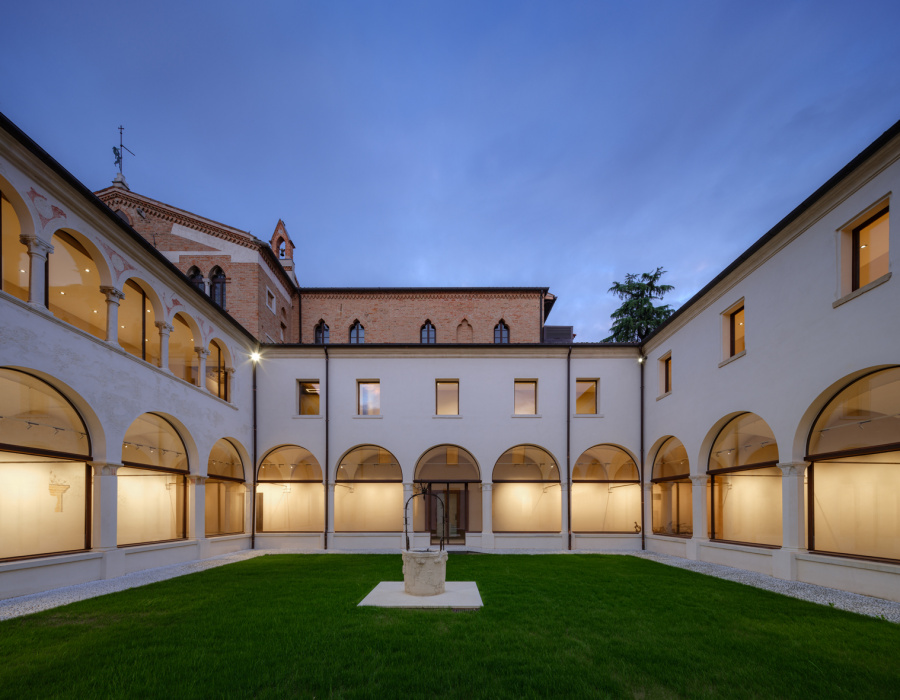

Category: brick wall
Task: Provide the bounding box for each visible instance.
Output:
[299,291,544,344]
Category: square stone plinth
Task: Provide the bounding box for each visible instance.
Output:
[358,581,482,609]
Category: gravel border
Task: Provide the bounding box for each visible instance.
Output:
[1,548,898,623]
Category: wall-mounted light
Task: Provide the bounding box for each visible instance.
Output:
[250,351,261,363]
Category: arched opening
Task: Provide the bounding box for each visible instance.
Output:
[806,367,900,562]
[48,230,106,339]
[187,266,204,293]
[456,319,473,343]
[119,278,161,365]
[118,413,189,546]
[206,438,245,536]
[206,340,229,401]
[349,320,365,344]
[413,445,481,544]
[571,444,641,534]
[314,320,329,345]
[492,445,560,532]
[420,320,436,344]
[169,312,198,383]
[651,437,692,537]
[1,189,29,301]
[708,413,781,547]
[256,445,324,532]
[334,445,402,532]
[0,368,92,560]
[494,320,510,344]
[209,267,226,308]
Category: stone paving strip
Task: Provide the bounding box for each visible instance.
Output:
[1,548,897,622]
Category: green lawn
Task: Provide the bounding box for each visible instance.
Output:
[1,554,897,699]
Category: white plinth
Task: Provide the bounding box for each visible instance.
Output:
[402,549,447,595]
[358,581,483,609]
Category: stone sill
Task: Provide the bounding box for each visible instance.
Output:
[0,551,102,573]
[656,390,672,401]
[718,350,746,368]
[796,551,900,574]
[833,272,891,308]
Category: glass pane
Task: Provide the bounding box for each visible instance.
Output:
[468,483,483,532]
[299,382,320,415]
[256,482,324,532]
[712,466,782,546]
[651,480,693,535]
[571,482,641,532]
[575,380,597,415]
[1,195,29,301]
[709,413,778,470]
[0,368,91,457]
[514,381,536,415]
[206,342,223,397]
[436,381,459,416]
[492,482,561,532]
[168,313,196,383]
[208,438,243,479]
[493,445,559,482]
[732,307,745,355]
[358,382,380,415]
[48,232,106,340]
[813,451,900,560]
[0,454,87,559]
[573,445,638,481]
[205,480,245,535]
[122,413,188,471]
[415,445,479,481]
[117,468,185,545]
[336,446,401,481]
[858,210,889,287]
[258,445,321,481]
[653,437,689,479]
[334,482,403,531]
[809,368,900,456]
[119,279,159,365]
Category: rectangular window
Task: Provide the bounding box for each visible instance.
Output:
[575,380,597,414]
[436,380,459,415]
[729,306,745,357]
[358,380,380,416]
[659,354,672,395]
[852,207,889,291]
[266,288,276,313]
[299,381,320,415]
[514,380,537,415]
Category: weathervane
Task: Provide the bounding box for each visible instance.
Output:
[112,125,135,175]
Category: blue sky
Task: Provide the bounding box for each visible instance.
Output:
[3,1,900,340]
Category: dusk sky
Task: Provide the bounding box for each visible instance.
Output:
[3,1,900,340]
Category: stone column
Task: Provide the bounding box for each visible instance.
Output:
[20,234,53,307]
[156,321,173,371]
[100,286,125,344]
[195,346,209,389]
[326,483,335,549]
[773,461,809,580]
[687,474,709,560]
[188,475,207,540]
[402,482,414,549]
[642,481,655,535]
[481,483,493,550]
[90,462,125,579]
[560,480,569,549]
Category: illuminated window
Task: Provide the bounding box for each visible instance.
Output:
[651,437,691,536]
[169,313,197,383]
[413,445,482,542]
[358,380,380,416]
[722,301,745,361]
[436,380,459,415]
[206,340,229,401]
[494,320,510,344]
[206,438,245,537]
[119,279,160,366]
[256,445,324,533]
[852,207,889,291]
[299,381,320,415]
[575,380,597,414]
[334,445,402,532]
[349,320,365,344]
[209,266,226,308]
[572,444,641,533]
[421,320,436,344]
[314,320,329,345]
[1,190,29,301]
[492,445,560,532]
[48,231,106,340]
[514,380,537,415]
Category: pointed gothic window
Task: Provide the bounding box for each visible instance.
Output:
[209,267,226,308]
[421,320,436,344]
[187,266,204,292]
[315,321,329,345]
[350,320,365,344]
[494,320,510,344]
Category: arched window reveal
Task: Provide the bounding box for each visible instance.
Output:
[494,320,510,344]
[256,446,323,533]
[349,320,365,344]
[420,321,436,344]
[209,267,226,308]
[187,266,204,293]
[807,367,900,563]
[119,279,160,366]
[48,231,106,340]
[206,340,229,401]
[650,437,692,537]
[118,413,188,546]
[1,190,29,301]
[492,445,560,533]
[334,445,402,532]
[206,438,245,537]
[707,413,781,547]
[314,321,329,345]
[571,445,641,534]
[168,313,198,383]
[0,369,91,561]
[413,445,482,543]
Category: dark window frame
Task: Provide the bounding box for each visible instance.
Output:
[349,320,365,344]
[314,321,329,345]
[851,206,889,292]
[494,320,510,344]
[421,320,436,344]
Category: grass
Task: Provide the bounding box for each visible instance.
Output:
[1,554,898,699]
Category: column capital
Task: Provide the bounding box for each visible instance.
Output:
[155,320,174,334]
[189,475,208,485]
[195,346,210,357]
[20,234,53,258]
[778,462,810,477]
[100,286,126,303]
[89,462,121,476]
[481,482,493,492]
[690,474,709,484]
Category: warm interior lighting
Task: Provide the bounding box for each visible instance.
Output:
[59,291,65,295]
